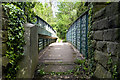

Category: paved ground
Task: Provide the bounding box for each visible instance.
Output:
[34,42,84,80]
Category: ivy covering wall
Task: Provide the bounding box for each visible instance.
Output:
[87,2,96,77]
[2,2,36,79]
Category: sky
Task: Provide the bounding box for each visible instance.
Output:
[37,0,58,17]
[51,0,59,17]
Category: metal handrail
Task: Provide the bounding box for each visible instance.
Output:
[67,10,88,33]
[35,15,56,34]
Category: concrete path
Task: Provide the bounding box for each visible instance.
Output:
[34,42,83,79]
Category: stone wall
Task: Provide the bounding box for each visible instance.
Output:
[2,4,9,78]
[91,2,120,78]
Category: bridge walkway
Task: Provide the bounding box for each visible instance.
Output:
[34,42,84,79]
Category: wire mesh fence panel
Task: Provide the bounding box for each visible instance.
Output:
[66,11,88,58]
[76,19,81,51]
[36,16,57,53]
[81,14,87,57]
[38,38,44,51]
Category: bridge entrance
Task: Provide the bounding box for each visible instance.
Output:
[33,11,89,79]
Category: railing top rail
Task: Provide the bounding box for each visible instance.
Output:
[35,15,56,34]
[67,10,88,33]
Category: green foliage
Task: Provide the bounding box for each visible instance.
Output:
[12,2,37,23]
[107,53,118,79]
[75,2,87,17]
[3,3,25,79]
[55,2,87,39]
[107,53,113,67]
[87,3,96,77]
[112,64,118,79]
[55,2,76,39]
[2,2,37,79]
[58,38,62,42]
[37,68,46,76]
[74,59,89,76]
[36,59,89,77]
[34,2,54,25]
[106,0,111,4]
[34,2,87,39]
[62,39,67,42]
[74,58,85,65]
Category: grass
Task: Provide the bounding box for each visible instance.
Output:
[62,39,67,42]
[58,38,62,42]
[74,58,86,65]
[58,61,63,63]
[72,52,77,54]
[57,38,67,43]
[37,68,46,76]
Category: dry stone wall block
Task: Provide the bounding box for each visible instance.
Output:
[96,41,107,52]
[2,31,7,42]
[94,50,109,68]
[94,64,112,78]
[93,7,106,21]
[92,17,109,31]
[2,56,9,67]
[93,31,103,40]
[103,29,113,41]
[97,17,108,30]
[108,14,120,28]
[2,43,7,56]
[103,28,120,41]
[2,18,8,30]
[91,40,96,49]
[107,42,120,56]
[105,2,120,17]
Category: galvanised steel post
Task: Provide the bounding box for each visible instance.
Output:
[80,18,82,54]
[85,12,88,58]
